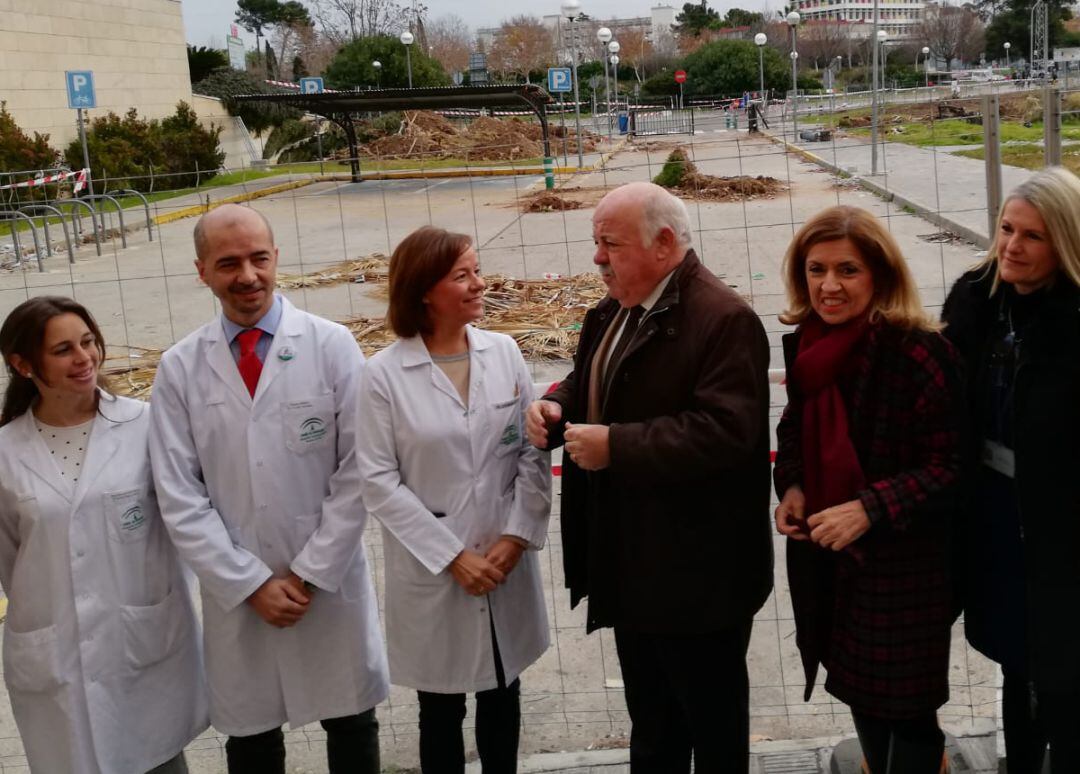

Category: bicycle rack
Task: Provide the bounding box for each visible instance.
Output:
[105,189,153,242]
[54,199,102,256]
[0,211,45,271]
[19,205,76,264]
[80,194,127,249]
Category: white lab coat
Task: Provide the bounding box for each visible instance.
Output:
[356,326,551,694]
[148,296,389,735]
[0,394,208,774]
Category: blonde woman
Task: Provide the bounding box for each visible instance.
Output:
[774,206,963,773]
[942,167,1080,773]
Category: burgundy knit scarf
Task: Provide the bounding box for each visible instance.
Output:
[789,314,869,521]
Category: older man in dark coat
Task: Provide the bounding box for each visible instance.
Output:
[526,182,773,773]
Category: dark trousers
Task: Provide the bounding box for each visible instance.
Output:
[224,708,380,774]
[851,711,944,774]
[613,622,753,774]
[417,608,521,774]
[417,679,521,774]
[1002,665,1080,773]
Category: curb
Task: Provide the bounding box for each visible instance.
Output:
[152,179,317,226]
[761,130,991,249]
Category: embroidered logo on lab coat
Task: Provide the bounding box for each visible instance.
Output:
[121,504,145,533]
[299,416,328,444]
[500,421,520,446]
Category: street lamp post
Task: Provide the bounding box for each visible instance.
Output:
[921,46,930,88]
[871,0,881,174]
[372,60,382,88]
[561,0,585,168]
[877,30,888,93]
[609,40,621,113]
[400,31,414,88]
[787,11,800,140]
[754,32,767,104]
[597,26,612,136]
[1004,41,1011,72]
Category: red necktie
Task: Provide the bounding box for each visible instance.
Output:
[236,328,263,397]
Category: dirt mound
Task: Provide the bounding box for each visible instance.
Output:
[361,111,598,162]
[523,194,585,212]
[653,148,786,201]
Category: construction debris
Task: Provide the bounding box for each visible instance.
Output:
[653,148,786,201]
[522,193,586,213]
[276,254,390,289]
[359,111,599,162]
[103,272,610,398]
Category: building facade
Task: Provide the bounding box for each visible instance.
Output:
[0,0,192,158]
[794,0,925,38]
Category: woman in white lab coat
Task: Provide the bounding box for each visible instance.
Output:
[356,226,551,774]
[0,297,207,774]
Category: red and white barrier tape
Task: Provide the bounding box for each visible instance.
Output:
[0,168,87,192]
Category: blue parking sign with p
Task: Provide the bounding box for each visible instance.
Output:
[547,67,572,93]
[299,77,324,94]
[65,71,96,109]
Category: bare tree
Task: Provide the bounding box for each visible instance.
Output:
[488,15,555,83]
[427,14,472,75]
[310,0,406,43]
[915,1,986,69]
[799,19,854,70]
[616,27,656,82]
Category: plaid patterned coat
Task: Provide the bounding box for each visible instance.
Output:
[774,322,964,718]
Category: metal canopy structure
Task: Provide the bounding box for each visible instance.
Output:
[232,85,554,182]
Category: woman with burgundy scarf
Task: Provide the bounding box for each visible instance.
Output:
[774,206,963,774]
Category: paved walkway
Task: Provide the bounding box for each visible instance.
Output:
[767,120,1036,247]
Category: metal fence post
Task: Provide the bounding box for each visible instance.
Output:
[1043,87,1062,167]
[982,94,1003,241]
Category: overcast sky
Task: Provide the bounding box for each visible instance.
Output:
[181,0,777,48]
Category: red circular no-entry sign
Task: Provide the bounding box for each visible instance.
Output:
[674,70,687,83]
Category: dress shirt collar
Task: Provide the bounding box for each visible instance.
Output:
[221,293,283,343]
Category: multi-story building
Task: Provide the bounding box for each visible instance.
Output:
[0,0,192,151]
[794,0,925,38]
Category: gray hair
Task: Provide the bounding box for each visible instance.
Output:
[638,185,693,249]
[193,205,275,261]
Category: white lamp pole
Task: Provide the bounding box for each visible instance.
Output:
[597,26,612,131]
[877,30,888,93]
[561,0,585,168]
[754,32,767,101]
[372,59,381,88]
[922,46,930,87]
[1004,41,1011,71]
[787,11,800,139]
[609,40,621,112]
[400,31,414,88]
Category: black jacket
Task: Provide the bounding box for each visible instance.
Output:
[942,267,1080,689]
[545,251,774,634]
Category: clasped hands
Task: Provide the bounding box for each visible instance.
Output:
[774,486,871,551]
[449,537,527,596]
[247,571,312,628]
[525,400,610,471]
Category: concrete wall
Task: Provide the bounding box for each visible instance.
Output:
[190,94,262,170]
[0,0,192,155]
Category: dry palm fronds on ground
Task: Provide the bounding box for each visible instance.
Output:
[276,254,389,289]
[104,273,609,398]
[653,148,786,201]
[359,111,599,162]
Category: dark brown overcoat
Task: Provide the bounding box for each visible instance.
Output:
[545,251,774,634]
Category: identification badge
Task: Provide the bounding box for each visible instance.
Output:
[278,346,295,361]
[982,440,1016,478]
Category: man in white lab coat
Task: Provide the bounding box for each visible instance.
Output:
[148,204,389,773]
